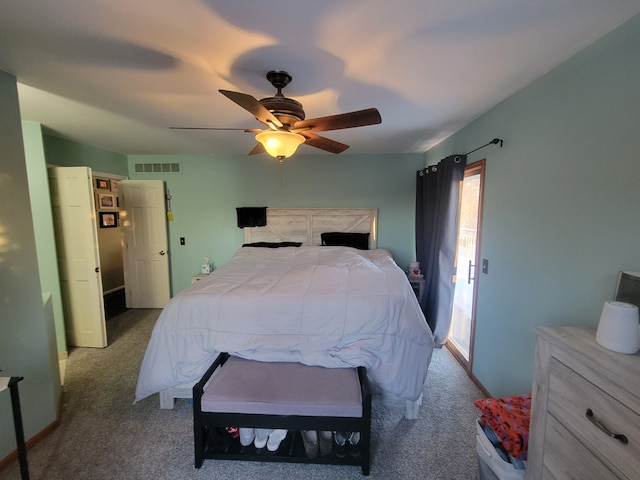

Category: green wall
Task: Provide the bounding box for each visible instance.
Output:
[23,121,67,355]
[0,71,60,460]
[127,153,424,294]
[425,14,640,397]
[44,134,128,176]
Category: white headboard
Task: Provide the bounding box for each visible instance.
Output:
[243,208,378,249]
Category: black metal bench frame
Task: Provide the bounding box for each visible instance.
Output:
[193,352,372,475]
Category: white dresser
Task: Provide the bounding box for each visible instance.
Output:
[527,326,640,479]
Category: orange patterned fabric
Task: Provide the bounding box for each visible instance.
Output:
[474,393,532,460]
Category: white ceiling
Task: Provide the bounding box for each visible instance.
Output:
[2,1,639,156]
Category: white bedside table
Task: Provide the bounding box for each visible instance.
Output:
[191,273,210,284]
[408,277,425,303]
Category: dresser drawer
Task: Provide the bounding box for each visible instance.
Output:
[547,358,640,480]
[543,414,617,479]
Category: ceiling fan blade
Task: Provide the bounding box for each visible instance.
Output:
[293,108,381,133]
[170,127,263,132]
[248,143,266,155]
[219,90,283,129]
[302,132,350,154]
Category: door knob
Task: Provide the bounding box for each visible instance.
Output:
[159,250,166,256]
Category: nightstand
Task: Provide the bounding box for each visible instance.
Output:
[408,277,425,303]
[191,273,210,284]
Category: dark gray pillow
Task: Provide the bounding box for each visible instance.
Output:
[321,232,370,250]
[242,242,302,248]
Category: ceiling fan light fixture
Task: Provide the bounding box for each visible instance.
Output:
[255,130,305,161]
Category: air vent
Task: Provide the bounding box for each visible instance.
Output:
[133,162,181,174]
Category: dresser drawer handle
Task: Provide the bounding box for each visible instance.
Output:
[585,409,629,444]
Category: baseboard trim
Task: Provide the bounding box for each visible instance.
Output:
[470,372,492,398]
[0,389,63,474]
[445,342,492,398]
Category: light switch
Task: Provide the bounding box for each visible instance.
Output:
[482,259,489,274]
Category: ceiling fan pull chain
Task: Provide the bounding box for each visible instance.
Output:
[281,160,285,188]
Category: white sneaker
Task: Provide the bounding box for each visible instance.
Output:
[254,428,272,449]
[266,429,288,452]
[239,428,255,447]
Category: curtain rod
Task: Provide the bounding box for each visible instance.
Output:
[465,138,503,156]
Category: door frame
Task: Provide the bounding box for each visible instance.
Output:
[446,159,485,375]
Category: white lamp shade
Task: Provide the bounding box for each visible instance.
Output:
[596,301,640,354]
[255,131,305,159]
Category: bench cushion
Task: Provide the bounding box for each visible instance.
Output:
[201,357,362,417]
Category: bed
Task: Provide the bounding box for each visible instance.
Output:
[134,208,434,418]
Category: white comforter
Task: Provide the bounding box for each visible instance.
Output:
[135,246,434,402]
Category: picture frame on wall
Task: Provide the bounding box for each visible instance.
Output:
[99,211,118,228]
[98,193,116,209]
[110,179,118,192]
[96,178,110,190]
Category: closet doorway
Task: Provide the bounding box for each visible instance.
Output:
[446,159,485,373]
[94,172,128,319]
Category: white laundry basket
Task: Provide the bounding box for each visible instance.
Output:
[476,419,525,480]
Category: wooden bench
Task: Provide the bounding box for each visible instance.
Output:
[193,353,372,475]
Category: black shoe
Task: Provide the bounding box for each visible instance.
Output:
[319,431,333,457]
[334,431,348,458]
[301,430,319,458]
[348,431,361,458]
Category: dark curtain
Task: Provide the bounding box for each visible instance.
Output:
[416,154,466,346]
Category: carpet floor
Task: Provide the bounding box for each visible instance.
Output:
[1,308,484,480]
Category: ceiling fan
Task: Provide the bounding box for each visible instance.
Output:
[171,70,382,162]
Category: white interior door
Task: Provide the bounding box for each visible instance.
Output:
[48,166,107,348]
[119,180,170,308]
